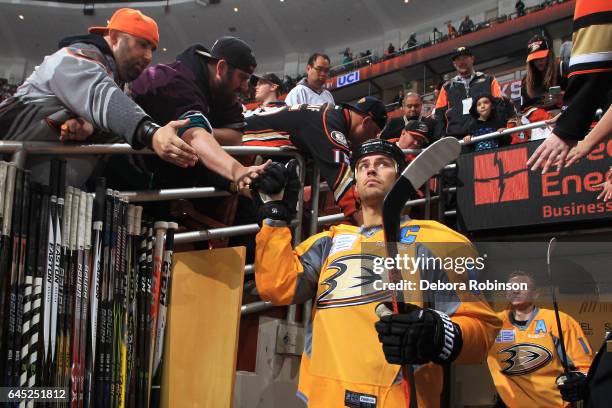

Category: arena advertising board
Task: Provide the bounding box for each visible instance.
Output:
[336,70,360,88]
[457,139,612,231]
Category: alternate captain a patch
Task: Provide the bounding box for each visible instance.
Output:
[534,320,546,334]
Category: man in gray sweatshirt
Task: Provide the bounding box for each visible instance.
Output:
[0,8,198,186]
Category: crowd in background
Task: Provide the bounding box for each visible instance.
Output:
[0,78,19,103]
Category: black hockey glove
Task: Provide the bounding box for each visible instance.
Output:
[250,159,300,226]
[556,371,588,403]
[374,302,463,365]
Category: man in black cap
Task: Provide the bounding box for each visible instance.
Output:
[434,46,503,138]
[243,96,387,219]
[245,73,285,117]
[127,36,268,190]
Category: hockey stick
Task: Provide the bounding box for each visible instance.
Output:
[70,191,86,407]
[85,178,105,407]
[547,238,570,372]
[150,221,178,408]
[51,160,66,386]
[42,161,58,387]
[127,206,142,407]
[20,181,41,407]
[0,164,16,381]
[109,192,120,408]
[115,198,128,408]
[137,218,152,408]
[547,238,582,408]
[14,171,31,392]
[146,221,168,405]
[30,185,50,389]
[63,189,79,392]
[95,189,113,408]
[57,186,73,390]
[381,137,461,408]
[6,168,24,389]
[0,162,7,231]
[77,193,93,408]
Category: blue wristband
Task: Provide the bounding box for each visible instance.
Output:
[177,111,213,137]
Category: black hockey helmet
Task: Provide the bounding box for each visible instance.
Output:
[350,138,406,174]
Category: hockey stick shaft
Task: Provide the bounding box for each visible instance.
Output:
[150,222,177,408]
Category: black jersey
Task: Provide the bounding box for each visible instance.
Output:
[244,103,357,217]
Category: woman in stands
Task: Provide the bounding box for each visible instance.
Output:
[521,34,564,113]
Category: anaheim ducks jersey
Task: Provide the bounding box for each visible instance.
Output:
[568,0,612,77]
[487,308,592,408]
[243,103,357,217]
[255,217,502,407]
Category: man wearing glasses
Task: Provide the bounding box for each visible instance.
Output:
[285,53,335,106]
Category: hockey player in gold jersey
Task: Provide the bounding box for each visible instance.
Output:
[487,271,593,408]
[250,139,501,407]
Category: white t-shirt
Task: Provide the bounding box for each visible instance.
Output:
[285,79,335,106]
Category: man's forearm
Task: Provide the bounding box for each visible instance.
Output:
[553,72,612,141]
[213,128,244,146]
[183,127,243,181]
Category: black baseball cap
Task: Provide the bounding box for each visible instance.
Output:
[403,119,431,144]
[257,73,282,87]
[196,36,257,74]
[451,46,473,60]
[342,96,388,131]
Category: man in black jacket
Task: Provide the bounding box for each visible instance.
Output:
[381,92,438,144]
[434,46,503,139]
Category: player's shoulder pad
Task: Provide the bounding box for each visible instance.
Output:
[295,228,335,256]
[497,310,509,321]
[556,309,581,326]
[329,223,360,234]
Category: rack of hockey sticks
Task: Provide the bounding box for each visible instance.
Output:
[0,160,178,408]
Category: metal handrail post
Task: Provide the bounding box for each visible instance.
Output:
[424,180,431,220]
[301,167,322,327]
[286,155,308,325]
[241,301,273,315]
[10,150,26,169]
[117,187,231,202]
[309,167,322,236]
[437,173,446,222]
[292,154,307,245]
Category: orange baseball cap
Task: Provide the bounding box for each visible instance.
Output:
[89,8,159,48]
[526,35,550,62]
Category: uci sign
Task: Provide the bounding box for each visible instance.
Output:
[337,71,360,88]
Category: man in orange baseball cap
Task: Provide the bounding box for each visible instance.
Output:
[87,7,159,82]
[0,8,200,187]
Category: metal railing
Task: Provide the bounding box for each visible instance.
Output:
[0,120,550,317]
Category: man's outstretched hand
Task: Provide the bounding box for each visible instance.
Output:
[152,118,199,168]
[527,132,576,174]
[235,159,272,192]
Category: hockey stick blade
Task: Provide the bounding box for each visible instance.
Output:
[383,137,461,242]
